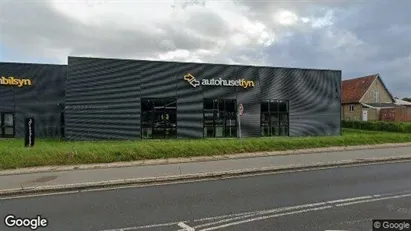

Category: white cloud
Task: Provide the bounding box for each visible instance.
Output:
[274,10,299,26]
[1,0,410,97]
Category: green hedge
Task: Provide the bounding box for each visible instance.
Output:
[342,120,411,133]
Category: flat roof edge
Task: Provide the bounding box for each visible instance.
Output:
[68,56,342,72]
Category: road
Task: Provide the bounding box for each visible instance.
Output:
[1,161,411,231]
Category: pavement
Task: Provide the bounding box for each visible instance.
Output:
[1,161,411,231]
[1,144,411,196]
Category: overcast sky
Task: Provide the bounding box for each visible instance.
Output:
[0,0,410,97]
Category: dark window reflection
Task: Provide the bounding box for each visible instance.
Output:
[141,98,177,139]
[261,100,289,137]
[204,99,237,138]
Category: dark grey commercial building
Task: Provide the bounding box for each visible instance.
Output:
[1,56,342,140]
[0,62,66,138]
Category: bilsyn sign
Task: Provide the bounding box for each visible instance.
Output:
[0,76,32,87]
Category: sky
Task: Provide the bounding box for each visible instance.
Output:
[0,0,410,98]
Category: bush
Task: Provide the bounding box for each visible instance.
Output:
[342,120,411,133]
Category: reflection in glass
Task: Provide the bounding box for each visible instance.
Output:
[215,126,224,137]
[204,126,215,138]
[4,114,13,126]
[141,98,177,139]
[225,126,237,137]
[4,127,14,135]
[203,99,237,138]
[261,100,289,137]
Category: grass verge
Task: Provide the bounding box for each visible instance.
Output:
[1,128,411,170]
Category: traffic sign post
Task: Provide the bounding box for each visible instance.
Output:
[238,104,244,140]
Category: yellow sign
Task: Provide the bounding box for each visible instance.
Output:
[0,77,32,87]
[184,73,255,89]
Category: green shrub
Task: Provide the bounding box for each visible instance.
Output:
[342,120,411,133]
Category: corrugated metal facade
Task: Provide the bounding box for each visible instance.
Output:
[65,56,341,140]
[0,62,66,138]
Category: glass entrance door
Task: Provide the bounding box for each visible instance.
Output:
[1,112,15,138]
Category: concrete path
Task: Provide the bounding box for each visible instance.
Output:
[1,144,411,196]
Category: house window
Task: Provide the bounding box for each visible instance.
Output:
[349,105,355,112]
[261,100,289,137]
[375,91,380,103]
[203,99,237,138]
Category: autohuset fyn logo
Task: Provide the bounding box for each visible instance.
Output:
[184,73,255,89]
[0,76,32,87]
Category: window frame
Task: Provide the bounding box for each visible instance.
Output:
[141,98,177,139]
[203,98,237,138]
[1,112,15,138]
[260,100,289,137]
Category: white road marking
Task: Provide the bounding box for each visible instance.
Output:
[99,222,180,231]
[177,222,195,231]
[325,196,374,204]
[335,192,411,207]
[93,191,411,231]
[0,190,79,200]
[193,202,328,229]
[198,206,333,231]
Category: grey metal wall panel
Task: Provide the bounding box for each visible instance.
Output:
[66,57,141,140]
[0,62,66,138]
[201,64,237,99]
[140,61,177,98]
[259,67,341,136]
[236,66,261,137]
[65,57,341,139]
[175,63,205,138]
[0,86,14,112]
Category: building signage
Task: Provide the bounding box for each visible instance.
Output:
[0,76,32,87]
[24,118,35,147]
[184,73,255,89]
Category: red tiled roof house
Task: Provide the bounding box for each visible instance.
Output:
[341,74,397,121]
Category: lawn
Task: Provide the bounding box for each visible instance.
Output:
[0,128,410,170]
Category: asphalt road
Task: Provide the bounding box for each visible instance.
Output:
[1,161,411,231]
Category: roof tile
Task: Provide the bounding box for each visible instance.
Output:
[342,74,378,104]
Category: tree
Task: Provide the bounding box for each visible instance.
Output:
[402,98,411,102]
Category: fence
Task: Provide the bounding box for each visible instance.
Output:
[380,107,411,122]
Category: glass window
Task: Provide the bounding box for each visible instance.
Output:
[142,128,152,139]
[261,125,270,136]
[141,98,177,139]
[4,127,14,135]
[261,100,289,137]
[204,99,237,138]
[4,114,14,126]
[279,101,287,112]
[270,101,279,113]
[1,113,15,138]
[215,126,224,137]
[204,99,214,110]
[225,126,237,137]
[204,126,215,138]
[226,99,236,113]
[261,101,269,113]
